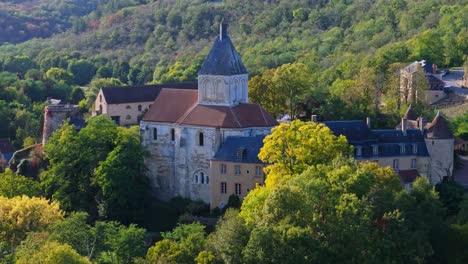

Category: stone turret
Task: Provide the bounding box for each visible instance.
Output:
[424,111,454,184]
[42,103,81,145]
[197,21,248,106]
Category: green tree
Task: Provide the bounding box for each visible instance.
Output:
[85,78,123,108]
[69,87,85,104]
[45,67,74,84]
[3,56,38,74]
[16,241,90,264]
[95,126,149,224]
[0,169,41,198]
[67,59,96,86]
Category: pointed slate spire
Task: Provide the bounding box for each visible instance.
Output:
[425,111,453,139]
[198,20,248,76]
[403,104,418,120]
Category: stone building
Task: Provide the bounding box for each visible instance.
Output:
[322,105,454,189]
[42,100,85,145]
[140,22,277,204]
[93,82,197,126]
[400,60,446,105]
[210,136,266,209]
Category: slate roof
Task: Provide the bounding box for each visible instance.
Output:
[324,120,429,158]
[143,88,277,128]
[198,23,247,76]
[425,112,453,139]
[403,105,418,120]
[101,82,198,104]
[212,135,265,163]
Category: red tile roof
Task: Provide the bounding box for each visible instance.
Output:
[143,89,277,128]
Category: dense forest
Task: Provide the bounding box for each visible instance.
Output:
[0,0,468,263]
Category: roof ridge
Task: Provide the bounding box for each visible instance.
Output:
[175,101,199,125]
[229,106,242,128]
[257,103,268,125]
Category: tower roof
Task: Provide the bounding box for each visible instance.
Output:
[198,22,248,76]
[403,105,418,120]
[425,112,453,139]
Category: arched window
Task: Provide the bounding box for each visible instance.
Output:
[153,128,157,140]
[99,105,103,113]
[200,172,205,184]
[199,132,204,146]
[171,128,175,141]
[138,105,142,111]
[194,174,199,184]
[99,95,102,102]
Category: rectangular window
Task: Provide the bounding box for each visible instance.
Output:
[412,144,418,154]
[393,159,399,171]
[355,146,362,157]
[372,145,379,156]
[235,183,241,195]
[411,159,417,169]
[220,164,227,174]
[400,144,406,154]
[255,166,262,177]
[235,165,241,175]
[171,129,175,141]
[220,182,227,194]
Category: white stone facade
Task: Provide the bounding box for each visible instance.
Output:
[141,122,271,203]
[198,74,248,106]
[425,138,455,184]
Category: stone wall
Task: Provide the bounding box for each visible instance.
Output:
[42,104,80,145]
[198,74,248,106]
[425,138,455,184]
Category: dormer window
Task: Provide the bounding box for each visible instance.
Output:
[236,147,245,160]
[355,146,362,157]
[372,145,378,156]
[400,144,406,154]
[412,144,418,154]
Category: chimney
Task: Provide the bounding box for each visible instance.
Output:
[401,118,408,135]
[219,19,227,40]
[366,117,371,128]
[418,117,426,132]
[311,115,318,123]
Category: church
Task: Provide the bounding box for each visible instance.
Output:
[140,22,277,204]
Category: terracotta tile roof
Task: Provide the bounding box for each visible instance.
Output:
[398,170,419,184]
[142,89,198,123]
[101,82,197,104]
[143,89,277,128]
[424,112,453,139]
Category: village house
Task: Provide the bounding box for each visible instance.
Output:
[209,136,266,209]
[140,22,277,205]
[93,82,197,126]
[321,105,454,190]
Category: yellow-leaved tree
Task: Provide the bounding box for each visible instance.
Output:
[0,196,64,248]
[16,241,91,264]
[258,120,352,185]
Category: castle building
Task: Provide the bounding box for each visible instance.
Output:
[140,23,277,204]
[322,105,454,189]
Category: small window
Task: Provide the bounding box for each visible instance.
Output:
[126,105,131,109]
[412,144,418,154]
[206,176,209,184]
[393,159,399,171]
[153,128,157,140]
[99,94,102,102]
[194,174,199,184]
[400,144,406,154]
[236,147,245,160]
[126,115,131,120]
[255,166,262,177]
[411,159,417,169]
[372,145,378,156]
[235,165,241,175]
[138,105,142,111]
[199,132,204,146]
[171,128,175,141]
[201,172,205,184]
[99,105,103,113]
[220,164,227,174]
[355,146,362,157]
[235,183,241,195]
[221,182,227,193]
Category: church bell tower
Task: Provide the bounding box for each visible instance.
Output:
[197,21,248,106]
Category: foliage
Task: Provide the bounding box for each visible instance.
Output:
[450,113,468,140]
[0,169,42,198]
[16,241,91,264]
[146,223,207,264]
[258,120,351,185]
[435,179,465,218]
